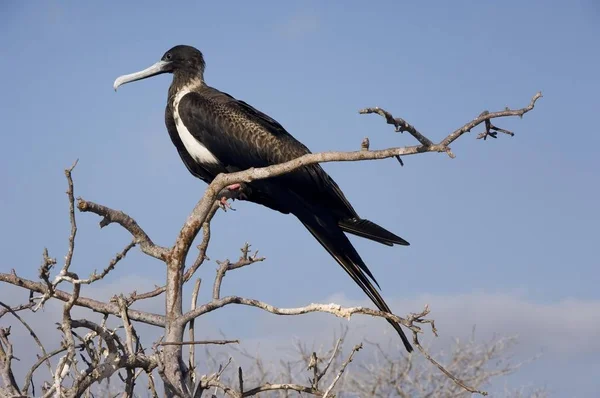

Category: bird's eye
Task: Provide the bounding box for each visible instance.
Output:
[165,53,172,60]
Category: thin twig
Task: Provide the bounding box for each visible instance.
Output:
[359,107,434,146]
[0,301,52,378]
[127,285,166,304]
[159,340,239,346]
[0,271,165,327]
[184,211,216,283]
[22,344,83,395]
[412,333,488,396]
[117,296,135,356]
[213,244,265,300]
[71,240,136,285]
[55,278,81,395]
[122,367,136,398]
[63,159,79,274]
[0,302,35,318]
[316,338,343,387]
[323,343,362,398]
[242,383,323,397]
[76,199,168,261]
[188,278,202,392]
[0,327,21,395]
[148,372,159,398]
[33,249,57,311]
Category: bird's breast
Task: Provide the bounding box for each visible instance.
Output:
[173,87,220,166]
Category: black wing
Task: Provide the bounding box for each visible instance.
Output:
[165,104,216,184]
[176,86,359,219]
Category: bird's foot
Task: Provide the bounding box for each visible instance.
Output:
[219,196,235,211]
[216,183,248,211]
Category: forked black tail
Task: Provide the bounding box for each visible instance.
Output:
[296,207,413,352]
[339,217,410,247]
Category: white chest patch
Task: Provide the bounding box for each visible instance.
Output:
[173,85,220,166]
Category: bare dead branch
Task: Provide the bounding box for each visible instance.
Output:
[0,301,52,379]
[314,338,342,388]
[322,343,362,398]
[72,318,124,356]
[349,332,536,397]
[440,92,541,148]
[0,302,34,318]
[411,323,488,396]
[117,296,135,356]
[49,240,136,288]
[213,244,265,300]
[148,372,159,398]
[0,271,165,327]
[127,285,166,305]
[122,368,136,398]
[195,357,234,397]
[0,328,20,396]
[217,357,233,378]
[72,353,157,397]
[159,340,239,347]
[33,248,57,311]
[75,240,137,285]
[22,343,84,396]
[308,351,318,389]
[54,275,81,396]
[212,263,228,301]
[183,220,213,283]
[359,107,434,146]
[188,278,202,392]
[361,92,541,155]
[63,160,79,274]
[476,111,517,140]
[242,382,322,397]
[181,297,431,333]
[76,198,168,261]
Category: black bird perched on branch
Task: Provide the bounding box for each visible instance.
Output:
[114,45,413,352]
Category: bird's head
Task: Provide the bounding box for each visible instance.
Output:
[113,45,206,91]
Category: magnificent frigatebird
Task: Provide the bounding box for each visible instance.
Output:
[114,45,413,352]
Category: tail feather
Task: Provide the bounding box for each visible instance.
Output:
[339,218,410,247]
[298,211,413,353]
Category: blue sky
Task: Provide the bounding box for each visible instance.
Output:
[1,1,599,396]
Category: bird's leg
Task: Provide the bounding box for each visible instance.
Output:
[217,183,248,211]
[220,183,247,200]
